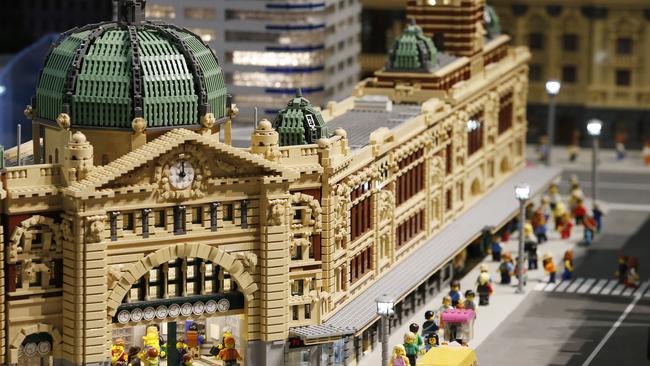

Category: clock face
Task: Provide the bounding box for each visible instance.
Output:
[169,160,195,189]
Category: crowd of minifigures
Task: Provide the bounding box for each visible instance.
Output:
[538,134,650,166]
[388,174,645,366]
[110,323,242,366]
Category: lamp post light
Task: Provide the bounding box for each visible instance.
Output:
[587,119,603,207]
[514,184,531,294]
[545,80,561,166]
[376,295,395,366]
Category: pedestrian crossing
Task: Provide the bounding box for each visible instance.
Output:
[533,278,650,298]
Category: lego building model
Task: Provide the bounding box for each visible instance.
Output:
[491,0,650,147]
[0,0,558,365]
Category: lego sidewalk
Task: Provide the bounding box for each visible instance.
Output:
[357,207,586,366]
[525,145,650,174]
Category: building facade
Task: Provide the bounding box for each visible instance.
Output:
[145,0,362,122]
[491,0,650,147]
[0,1,544,366]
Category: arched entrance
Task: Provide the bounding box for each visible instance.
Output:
[470,178,482,197]
[499,156,511,174]
[10,325,62,366]
[107,244,258,366]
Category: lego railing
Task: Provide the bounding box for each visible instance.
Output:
[3,164,62,188]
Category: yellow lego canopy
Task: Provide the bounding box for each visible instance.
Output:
[417,346,478,366]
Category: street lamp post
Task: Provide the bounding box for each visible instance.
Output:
[376,295,395,366]
[545,80,561,166]
[514,184,531,294]
[587,119,603,207]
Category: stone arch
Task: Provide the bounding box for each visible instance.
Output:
[500,156,511,174]
[106,243,258,318]
[9,215,62,263]
[9,323,62,362]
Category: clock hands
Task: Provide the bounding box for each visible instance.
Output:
[179,161,186,178]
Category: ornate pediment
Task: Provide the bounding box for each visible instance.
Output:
[63,129,298,198]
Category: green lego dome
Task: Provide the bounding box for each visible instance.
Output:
[33,0,228,130]
[386,21,437,73]
[272,90,329,146]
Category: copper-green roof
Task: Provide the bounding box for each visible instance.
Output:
[272,90,329,146]
[386,22,437,73]
[34,1,228,130]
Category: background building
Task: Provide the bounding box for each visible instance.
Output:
[146,0,362,122]
[491,0,650,148]
[359,0,406,77]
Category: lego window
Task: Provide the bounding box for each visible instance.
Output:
[616,37,633,55]
[145,4,175,19]
[122,213,134,232]
[304,304,312,319]
[153,209,165,228]
[292,306,299,321]
[191,206,203,225]
[562,65,577,83]
[292,245,303,260]
[616,69,631,86]
[528,32,544,50]
[562,34,579,52]
[223,204,234,222]
[184,7,216,20]
[292,280,304,296]
[498,92,513,134]
[529,64,543,82]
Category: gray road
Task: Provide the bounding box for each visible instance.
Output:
[477,169,650,365]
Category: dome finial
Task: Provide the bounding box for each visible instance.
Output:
[117,0,146,24]
[296,88,302,97]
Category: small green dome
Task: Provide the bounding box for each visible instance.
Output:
[272,90,329,146]
[485,5,502,39]
[386,22,437,72]
[34,0,228,130]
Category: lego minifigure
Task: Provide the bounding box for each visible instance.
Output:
[567,132,580,162]
[143,326,161,358]
[552,202,567,231]
[439,296,453,327]
[180,353,193,366]
[643,138,650,166]
[476,272,493,306]
[463,290,477,311]
[547,183,562,211]
[615,255,628,283]
[145,348,159,366]
[421,310,439,342]
[568,174,583,197]
[176,340,189,358]
[543,252,556,283]
[408,323,424,353]
[490,235,503,261]
[126,347,142,366]
[615,133,626,160]
[537,135,549,163]
[540,196,552,221]
[389,344,411,366]
[583,214,597,246]
[216,335,242,366]
[448,280,462,307]
[524,227,539,270]
[592,204,604,233]
[403,332,420,366]
[424,333,439,351]
[112,339,128,366]
[514,256,527,286]
[476,264,493,285]
[184,322,205,358]
[559,212,574,239]
[624,257,640,289]
[531,209,547,243]
[498,252,514,284]
[572,198,587,225]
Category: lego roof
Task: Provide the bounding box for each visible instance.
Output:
[63,129,298,196]
[34,0,227,130]
[326,104,422,149]
[386,22,437,73]
[290,165,561,339]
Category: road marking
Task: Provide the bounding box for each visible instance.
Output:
[611,283,626,296]
[566,278,586,293]
[581,294,642,366]
[589,279,608,295]
[555,280,573,292]
[600,280,618,295]
[577,278,596,294]
[543,282,560,292]
[603,202,650,212]
[636,281,650,296]
[534,282,547,291]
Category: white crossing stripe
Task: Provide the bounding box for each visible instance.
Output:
[622,286,635,296]
[611,283,626,296]
[566,278,586,293]
[638,281,650,298]
[534,282,548,291]
[544,282,560,292]
[600,280,618,295]
[555,280,573,292]
[589,279,609,295]
[577,278,596,294]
